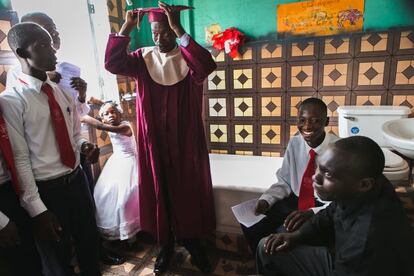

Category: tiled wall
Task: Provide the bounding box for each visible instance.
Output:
[0,10,18,93]
[205,28,414,157]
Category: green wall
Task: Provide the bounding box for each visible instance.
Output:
[129,0,414,48]
[0,0,11,10]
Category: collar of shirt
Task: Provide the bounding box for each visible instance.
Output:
[302,132,331,155]
[17,72,54,94]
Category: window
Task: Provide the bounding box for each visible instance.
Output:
[11,0,119,101]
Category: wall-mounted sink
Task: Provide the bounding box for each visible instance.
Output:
[382,118,414,159]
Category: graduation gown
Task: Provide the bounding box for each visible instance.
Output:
[105,34,217,244]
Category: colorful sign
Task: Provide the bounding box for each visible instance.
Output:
[277,0,364,37]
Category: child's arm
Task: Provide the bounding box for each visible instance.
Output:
[81,115,132,137]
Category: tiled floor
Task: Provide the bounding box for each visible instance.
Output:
[102,183,414,276]
[101,241,255,276]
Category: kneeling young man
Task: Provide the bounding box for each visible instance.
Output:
[258,136,414,276]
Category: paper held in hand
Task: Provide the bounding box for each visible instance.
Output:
[56,62,81,99]
[231,198,266,228]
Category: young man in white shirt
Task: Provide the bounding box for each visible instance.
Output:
[1,23,101,276]
[5,12,98,203]
[242,98,338,254]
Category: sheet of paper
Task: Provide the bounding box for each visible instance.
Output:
[231,198,266,228]
[56,62,81,98]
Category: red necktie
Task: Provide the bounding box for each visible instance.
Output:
[298,149,316,210]
[0,110,20,195]
[42,83,76,169]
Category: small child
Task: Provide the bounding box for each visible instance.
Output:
[82,102,140,244]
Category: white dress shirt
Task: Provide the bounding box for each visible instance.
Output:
[6,64,90,116]
[0,154,11,230]
[0,72,88,218]
[260,133,339,213]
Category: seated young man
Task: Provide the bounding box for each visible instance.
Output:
[257,136,414,276]
[242,98,338,254]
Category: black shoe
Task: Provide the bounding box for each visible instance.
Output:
[100,250,126,265]
[154,244,174,274]
[190,247,212,273]
[182,239,212,273]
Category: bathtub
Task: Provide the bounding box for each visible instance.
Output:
[209,154,283,234]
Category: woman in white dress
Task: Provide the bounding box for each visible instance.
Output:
[82,102,140,246]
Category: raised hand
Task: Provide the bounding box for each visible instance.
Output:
[120,10,144,35]
[70,77,87,102]
[158,1,185,37]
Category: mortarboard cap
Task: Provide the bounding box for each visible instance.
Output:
[132,6,193,23]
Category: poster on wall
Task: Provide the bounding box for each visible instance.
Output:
[277,0,364,38]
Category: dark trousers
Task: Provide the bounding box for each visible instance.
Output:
[257,238,333,276]
[80,153,94,196]
[0,183,42,276]
[35,167,101,276]
[241,195,299,255]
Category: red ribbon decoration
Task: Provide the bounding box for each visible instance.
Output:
[211,27,245,58]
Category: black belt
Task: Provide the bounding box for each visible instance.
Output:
[36,166,81,190]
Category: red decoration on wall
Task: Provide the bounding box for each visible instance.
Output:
[211,27,245,58]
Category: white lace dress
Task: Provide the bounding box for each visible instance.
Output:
[93,121,140,240]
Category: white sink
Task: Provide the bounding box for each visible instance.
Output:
[382,118,414,159]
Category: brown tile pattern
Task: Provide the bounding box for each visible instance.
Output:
[355,31,393,56]
[210,49,226,64]
[208,70,226,90]
[259,42,284,61]
[106,0,126,34]
[260,66,283,89]
[231,45,255,63]
[232,68,254,90]
[204,28,414,156]
[208,97,227,117]
[389,57,414,90]
[393,29,414,55]
[319,60,352,90]
[0,20,12,51]
[0,11,18,93]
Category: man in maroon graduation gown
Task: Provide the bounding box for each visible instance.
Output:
[104,1,216,273]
